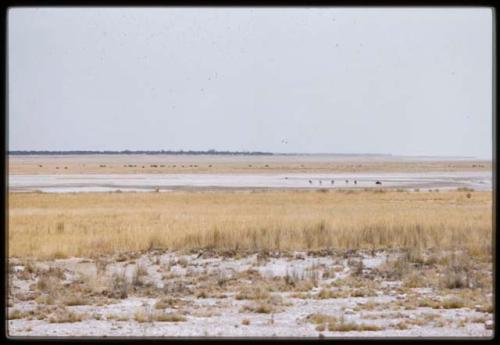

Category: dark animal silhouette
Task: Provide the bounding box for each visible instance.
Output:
[354,180,357,184]
[331,180,334,185]
[309,180,313,185]
[375,181,382,185]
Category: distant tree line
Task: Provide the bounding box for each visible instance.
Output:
[8,149,274,156]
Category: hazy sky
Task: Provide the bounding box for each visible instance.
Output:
[8,8,493,158]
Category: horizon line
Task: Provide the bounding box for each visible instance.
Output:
[6,150,489,159]
[8,149,389,156]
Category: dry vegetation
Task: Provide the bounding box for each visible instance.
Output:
[7,175,493,336]
[8,154,492,175]
[9,189,492,259]
[306,313,384,332]
[7,244,493,335]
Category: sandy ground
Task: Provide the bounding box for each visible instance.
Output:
[7,250,493,338]
[8,154,492,175]
[8,171,492,193]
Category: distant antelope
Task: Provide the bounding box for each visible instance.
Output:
[375,181,382,185]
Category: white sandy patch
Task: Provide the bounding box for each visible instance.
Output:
[8,171,492,193]
[7,250,493,338]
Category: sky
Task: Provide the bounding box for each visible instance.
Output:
[8,8,493,158]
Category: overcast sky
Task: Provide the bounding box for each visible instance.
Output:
[8,8,493,158]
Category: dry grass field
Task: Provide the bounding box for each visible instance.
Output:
[7,186,494,336]
[8,189,492,260]
[8,154,492,174]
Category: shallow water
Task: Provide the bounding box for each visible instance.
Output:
[8,171,492,193]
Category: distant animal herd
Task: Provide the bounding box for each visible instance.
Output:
[42,162,384,186]
[307,179,382,186]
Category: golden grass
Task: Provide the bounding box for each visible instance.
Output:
[8,189,492,259]
[307,313,384,332]
[442,296,465,309]
[152,312,187,322]
[8,309,27,320]
[240,303,274,314]
[47,307,85,323]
